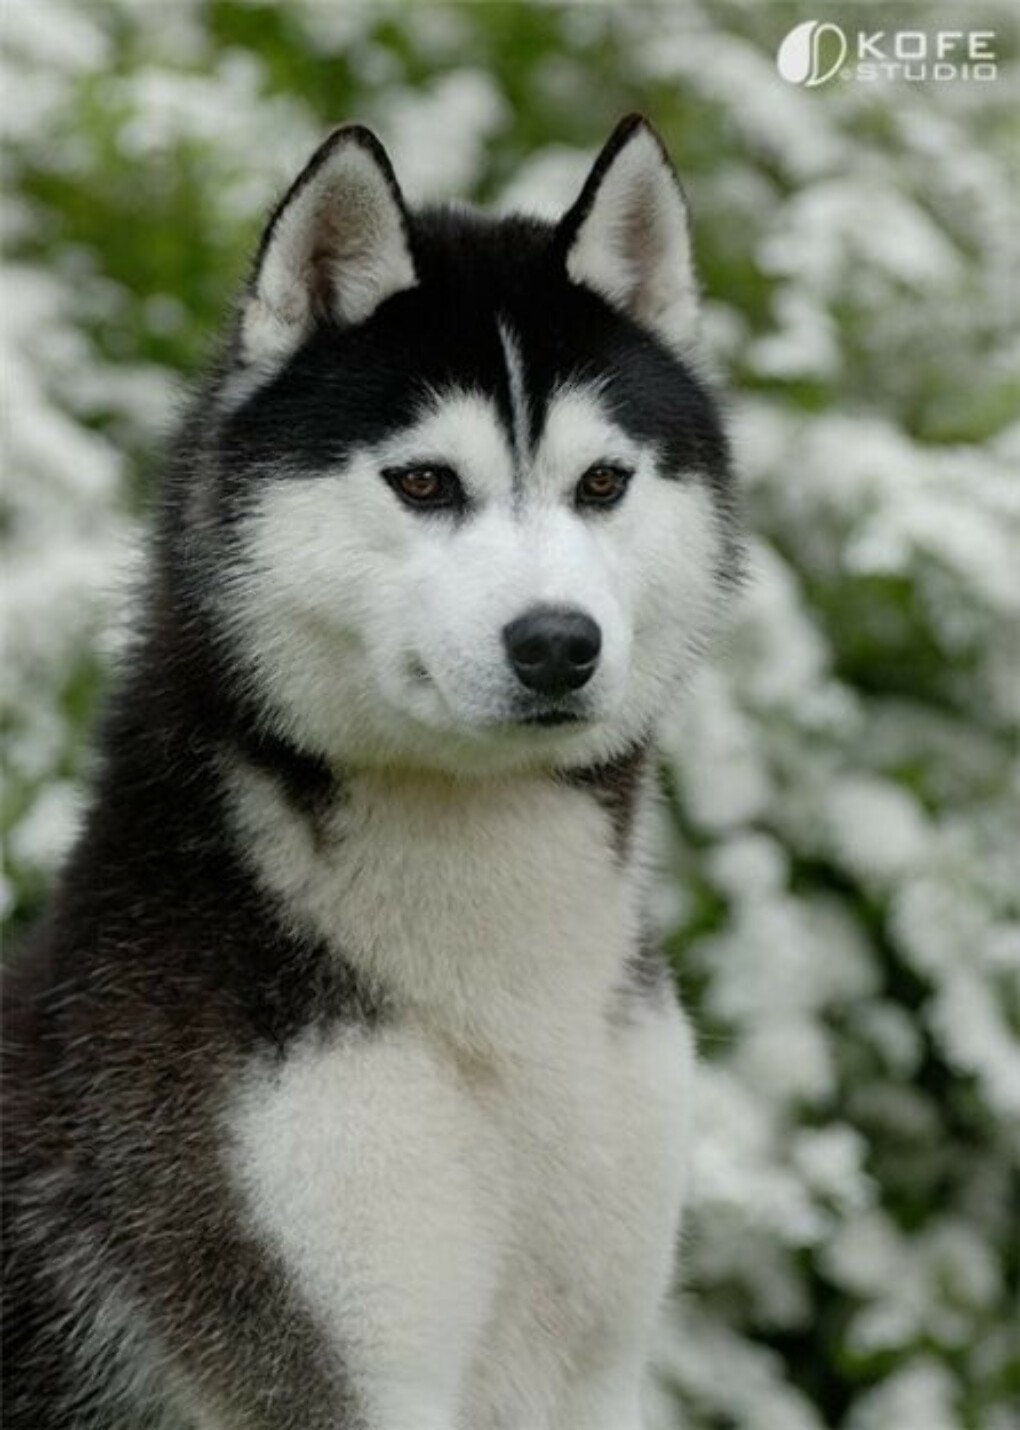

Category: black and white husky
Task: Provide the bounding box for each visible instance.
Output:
[3,116,738,1429]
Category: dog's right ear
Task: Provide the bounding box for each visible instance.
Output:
[238,125,416,371]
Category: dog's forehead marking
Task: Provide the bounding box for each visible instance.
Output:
[367,373,645,510]
[497,319,531,502]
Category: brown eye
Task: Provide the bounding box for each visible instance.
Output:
[383,464,465,513]
[575,464,632,510]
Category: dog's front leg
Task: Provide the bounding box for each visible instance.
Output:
[227,1031,500,1430]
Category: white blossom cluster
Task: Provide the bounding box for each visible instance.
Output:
[2,3,1017,1427]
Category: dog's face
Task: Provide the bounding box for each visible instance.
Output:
[202,118,735,774]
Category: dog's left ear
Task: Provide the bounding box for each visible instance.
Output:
[239,124,416,370]
[559,116,698,350]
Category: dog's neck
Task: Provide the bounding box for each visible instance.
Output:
[223,750,654,1052]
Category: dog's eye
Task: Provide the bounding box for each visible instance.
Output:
[383,464,465,513]
[575,464,633,510]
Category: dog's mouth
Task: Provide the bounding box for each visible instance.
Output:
[516,709,584,728]
[508,694,594,730]
[400,657,594,737]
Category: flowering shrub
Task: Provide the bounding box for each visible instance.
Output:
[3,4,1017,1426]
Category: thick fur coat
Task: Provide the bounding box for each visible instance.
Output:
[2,116,738,1429]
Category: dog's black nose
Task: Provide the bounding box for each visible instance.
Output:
[503,607,602,697]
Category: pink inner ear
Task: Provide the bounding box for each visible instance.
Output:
[560,123,697,349]
[617,170,664,299]
[242,137,416,368]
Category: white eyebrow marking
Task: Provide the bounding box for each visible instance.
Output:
[498,319,531,473]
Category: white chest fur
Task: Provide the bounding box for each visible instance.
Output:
[224,766,693,1429]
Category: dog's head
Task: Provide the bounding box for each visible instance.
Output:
[192,117,737,774]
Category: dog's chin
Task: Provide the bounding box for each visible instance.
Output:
[423,691,599,743]
[342,668,638,774]
[423,726,611,777]
[296,701,635,779]
[385,703,633,777]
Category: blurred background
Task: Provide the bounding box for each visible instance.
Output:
[2,2,1018,1426]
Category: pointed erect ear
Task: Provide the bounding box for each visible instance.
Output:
[239,125,416,370]
[558,116,698,351]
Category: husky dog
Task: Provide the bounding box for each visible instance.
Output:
[2,116,737,1428]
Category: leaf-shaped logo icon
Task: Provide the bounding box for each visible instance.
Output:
[777,21,848,86]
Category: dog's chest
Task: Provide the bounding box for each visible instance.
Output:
[226,769,692,1424]
[458,1002,692,1422]
[229,1003,691,1427]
